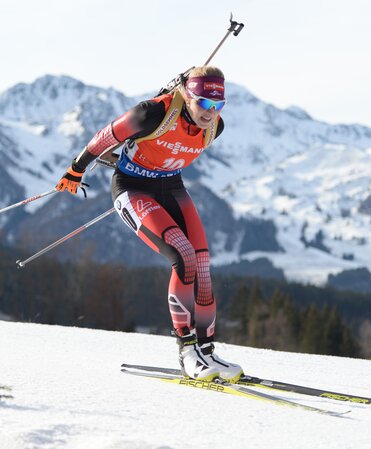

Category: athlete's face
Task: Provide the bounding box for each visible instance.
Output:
[186,99,221,129]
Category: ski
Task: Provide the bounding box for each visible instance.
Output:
[121,362,371,405]
[121,364,349,417]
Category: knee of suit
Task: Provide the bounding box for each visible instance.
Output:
[162,227,197,284]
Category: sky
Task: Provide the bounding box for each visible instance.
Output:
[1,0,370,126]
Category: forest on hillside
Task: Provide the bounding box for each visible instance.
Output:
[1,245,371,359]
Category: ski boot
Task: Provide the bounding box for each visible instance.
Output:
[176,327,219,381]
[199,338,243,383]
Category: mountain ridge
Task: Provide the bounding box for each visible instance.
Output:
[1,74,371,288]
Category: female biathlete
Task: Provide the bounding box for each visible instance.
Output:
[56,66,243,382]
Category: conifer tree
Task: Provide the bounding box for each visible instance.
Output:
[300,304,324,353]
[247,280,270,348]
[340,326,360,357]
[226,283,250,344]
[322,306,343,355]
[322,306,359,357]
[268,288,300,351]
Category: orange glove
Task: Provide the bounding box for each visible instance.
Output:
[56,163,86,195]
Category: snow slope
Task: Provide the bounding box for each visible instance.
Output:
[1,321,371,449]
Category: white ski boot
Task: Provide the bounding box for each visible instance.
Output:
[199,340,243,383]
[176,328,219,381]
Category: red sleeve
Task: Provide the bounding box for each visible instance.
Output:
[113,95,171,141]
[85,123,120,156]
[85,95,171,156]
[112,109,141,142]
[85,109,140,156]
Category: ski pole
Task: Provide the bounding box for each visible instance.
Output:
[91,157,117,171]
[203,13,245,66]
[16,207,116,268]
[159,13,244,95]
[0,188,58,215]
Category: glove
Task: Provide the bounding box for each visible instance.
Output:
[56,162,86,195]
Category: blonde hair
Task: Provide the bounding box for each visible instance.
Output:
[177,66,225,98]
[188,66,225,78]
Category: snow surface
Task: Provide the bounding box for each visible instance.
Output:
[1,321,371,449]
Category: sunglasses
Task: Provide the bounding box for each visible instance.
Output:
[187,90,226,112]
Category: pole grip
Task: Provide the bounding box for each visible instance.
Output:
[203,13,244,66]
[158,13,244,93]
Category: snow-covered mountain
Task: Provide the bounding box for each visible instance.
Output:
[1,75,371,286]
[1,321,371,449]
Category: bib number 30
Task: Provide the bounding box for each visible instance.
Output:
[161,158,185,170]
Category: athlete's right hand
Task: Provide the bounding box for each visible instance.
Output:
[56,163,85,195]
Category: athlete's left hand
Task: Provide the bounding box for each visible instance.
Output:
[56,162,89,196]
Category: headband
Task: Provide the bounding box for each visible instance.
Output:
[186,76,225,100]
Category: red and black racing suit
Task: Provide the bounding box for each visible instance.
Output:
[76,93,224,342]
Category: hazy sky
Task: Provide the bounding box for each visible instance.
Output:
[1,0,370,126]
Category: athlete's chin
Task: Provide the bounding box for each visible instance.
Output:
[195,117,213,129]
